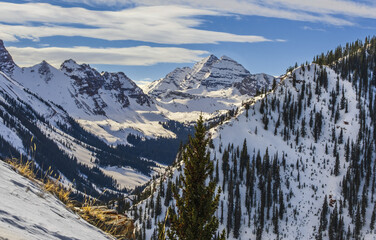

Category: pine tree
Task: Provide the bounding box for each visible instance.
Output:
[293,72,297,87]
[165,116,224,240]
[279,189,284,220]
[233,184,241,238]
[354,206,362,236]
[240,139,249,180]
[164,180,173,207]
[262,113,269,130]
[319,196,329,231]
[227,171,234,237]
[245,103,250,118]
[273,205,279,235]
[370,202,376,230]
[334,153,340,176]
[155,192,162,217]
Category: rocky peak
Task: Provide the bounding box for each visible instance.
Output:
[60,59,97,76]
[37,60,54,83]
[102,72,137,90]
[60,59,152,108]
[189,54,219,76]
[0,40,17,75]
[59,59,79,73]
[60,59,105,96]
[198,55,251,88]
[102,71,153,107]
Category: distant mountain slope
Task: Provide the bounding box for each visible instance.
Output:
[0,160,112,240]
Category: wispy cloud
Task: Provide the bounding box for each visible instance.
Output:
[6,46,209,67]
[61,0,376,25]
[302,26,326,32]
[0,2,270,44]
[136,79,154,89]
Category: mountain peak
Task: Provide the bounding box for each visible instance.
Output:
[220,55,235,62]
[0,40,16,75]
[201,54,219,65]
[60,59,79,71]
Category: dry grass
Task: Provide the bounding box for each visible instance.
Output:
[78,199,135,239]
[6,156,36,180]
[4,156,134,239]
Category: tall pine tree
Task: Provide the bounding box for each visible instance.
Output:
[164,116,225,240]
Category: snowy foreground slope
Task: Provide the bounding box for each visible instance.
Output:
[0,161,112,240]
[129,62,376,239]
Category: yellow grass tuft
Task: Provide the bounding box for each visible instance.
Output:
[78,194,135,239]
[6,156,36,180]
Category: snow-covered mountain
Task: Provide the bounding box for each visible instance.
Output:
[0,42,173,146]
[144,55,276,122]
[129,37,376,240]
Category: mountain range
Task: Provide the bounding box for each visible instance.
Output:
[0,39,274,196]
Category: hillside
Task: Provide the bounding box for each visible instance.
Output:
[129,37,376,240]
[0,160,112,240]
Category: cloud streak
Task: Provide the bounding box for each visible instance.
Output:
[0,2,270,44]
[62,0,376,25]
[6,46,209,67]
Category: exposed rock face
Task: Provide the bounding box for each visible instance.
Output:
[233,73,275,95]
[60,59,152,115]
[0,40,17,75]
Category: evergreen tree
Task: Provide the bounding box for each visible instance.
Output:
[155,192,162,217]
[334,153,340,176]
[164,180,173,207]
[245,103,250,118]
[262,113,269,130]
[233,184,241,238]
[319,196,329,232]
[354,206,362,236]
[273,205,279,235]
[165,116,224,240]
[370,203,376,230]
[240,139,249,179]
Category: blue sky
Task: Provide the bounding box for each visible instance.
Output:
[1,0,376,85]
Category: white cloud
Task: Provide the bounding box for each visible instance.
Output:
[0,2,270,44]
[303,26,326,32]
[61,0,376,25]
[135,80,154,89]
[6,46,209,67]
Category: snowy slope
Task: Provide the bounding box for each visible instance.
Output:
[0,160,112,240]
[129,63,376,239]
